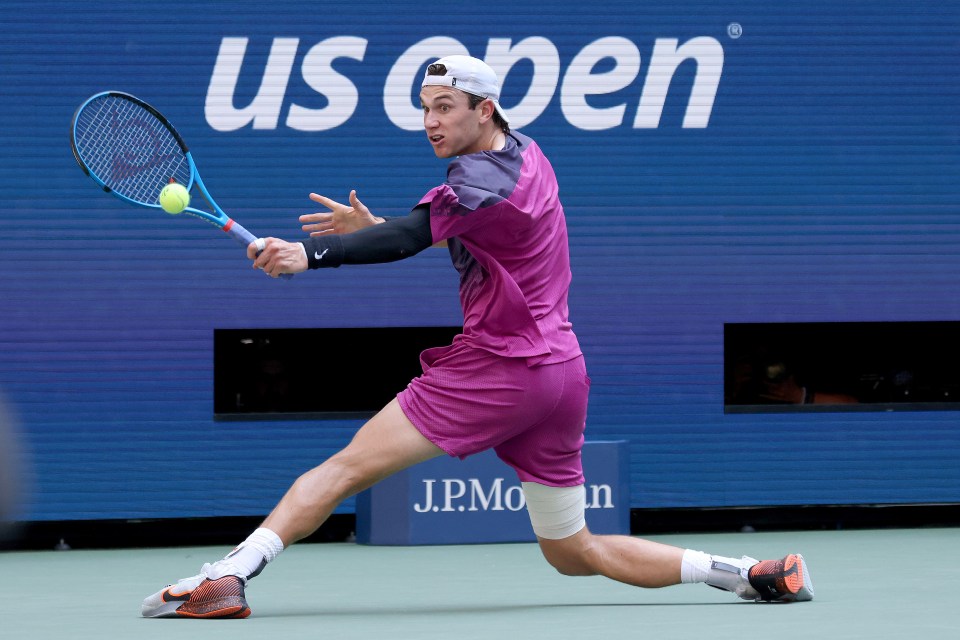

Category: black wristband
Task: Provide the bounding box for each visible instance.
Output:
[302,235,345,269]
[301,208,432,268]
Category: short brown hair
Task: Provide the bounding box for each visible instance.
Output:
[426,63,510,133]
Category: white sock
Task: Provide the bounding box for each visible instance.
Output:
[208,527,285,581]
[680,549,712,584]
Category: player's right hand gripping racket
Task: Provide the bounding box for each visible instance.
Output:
[70,90,290,277]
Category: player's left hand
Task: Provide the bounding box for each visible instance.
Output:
[302,190,383,236]
[248,238,309,278]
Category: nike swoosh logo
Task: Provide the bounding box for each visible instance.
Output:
[161,587,193,603]
[314,249,329,260]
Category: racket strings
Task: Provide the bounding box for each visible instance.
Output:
[74,96,192,206]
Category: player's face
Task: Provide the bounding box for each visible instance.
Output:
[420,86,487,158]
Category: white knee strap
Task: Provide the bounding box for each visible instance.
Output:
[521,482,586,540]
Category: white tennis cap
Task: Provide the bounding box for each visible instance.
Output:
[422,55,510,125]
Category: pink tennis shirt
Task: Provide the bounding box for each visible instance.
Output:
[418,132,581,366]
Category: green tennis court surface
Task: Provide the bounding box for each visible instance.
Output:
[1,528,956,639]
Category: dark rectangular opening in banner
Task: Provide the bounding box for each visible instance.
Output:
[214,326,462,419]
[725,321,960,413]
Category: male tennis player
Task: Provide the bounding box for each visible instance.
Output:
[142,55,813,619]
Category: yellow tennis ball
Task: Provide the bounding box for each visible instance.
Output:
[159,182,190,214]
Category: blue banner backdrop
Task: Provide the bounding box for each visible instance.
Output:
[1,0,958,521]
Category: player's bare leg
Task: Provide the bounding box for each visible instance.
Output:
[536,526,814,601]
[262,398,444,545]
[537,528,684,587]
[142,398,443,618]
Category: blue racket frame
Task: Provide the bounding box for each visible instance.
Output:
[70,91,271,261]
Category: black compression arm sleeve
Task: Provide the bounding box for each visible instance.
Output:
[302,205,433,269]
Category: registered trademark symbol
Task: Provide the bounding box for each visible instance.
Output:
[727,22,743,39]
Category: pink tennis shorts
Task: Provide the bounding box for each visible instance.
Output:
[397,339,589,487]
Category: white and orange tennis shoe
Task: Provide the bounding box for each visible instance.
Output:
[706,553,814,602]
[747,553,815,602]
[141,563,251,618]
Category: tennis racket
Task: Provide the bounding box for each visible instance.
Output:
[70,90,289,276]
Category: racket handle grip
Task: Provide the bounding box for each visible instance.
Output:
[225,220,294,280]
